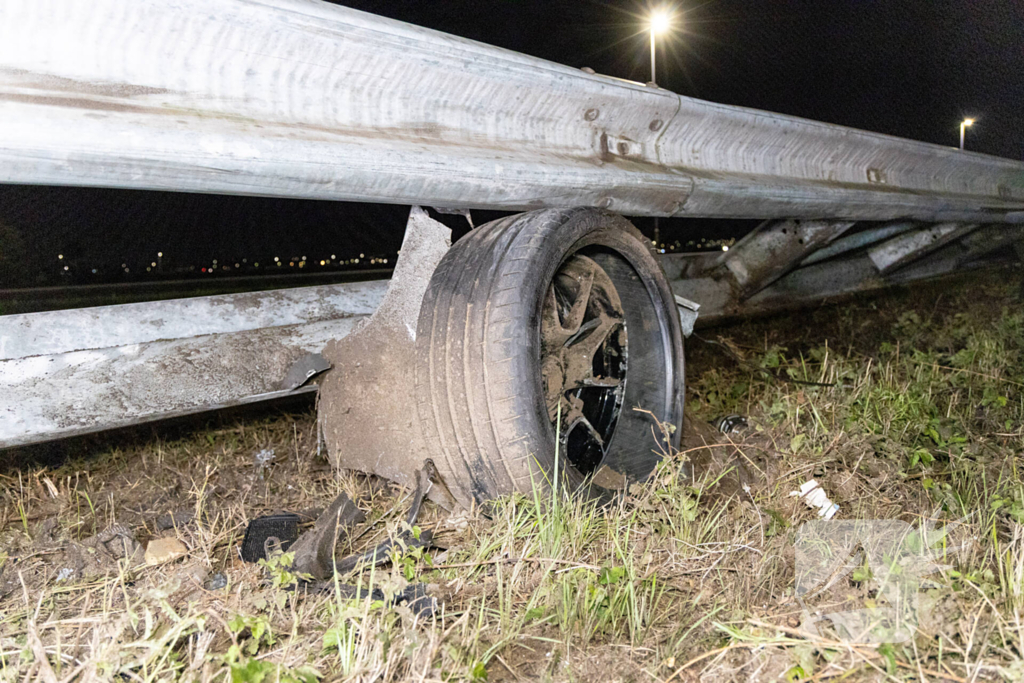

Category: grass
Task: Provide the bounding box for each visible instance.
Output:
[1,269,1022,681]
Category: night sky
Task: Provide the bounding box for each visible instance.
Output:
[1,0,1021,287]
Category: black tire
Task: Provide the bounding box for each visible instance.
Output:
[415,208,684,508]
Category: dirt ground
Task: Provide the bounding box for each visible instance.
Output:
[1,269,1023,682]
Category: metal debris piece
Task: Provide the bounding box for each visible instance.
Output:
[800,222,917,266]
[333,467,435,576]
[405,467,431,527]
[334,527,435,577]
[868,223,979,273]
[84,524,142,563]
[319,209,458,506]
[290,492,367,580]
[674,295,700,337]
[431,207,474,228]
[279,353,332,392]
[240,513,300,563]
[714,220,855,299]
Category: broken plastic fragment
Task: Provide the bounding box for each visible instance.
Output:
[714,414,748,434]
[240,513,299,563]
[790,479,840,520]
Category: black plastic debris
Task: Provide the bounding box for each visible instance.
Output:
[399,583,437,618]
[713,414,749,435]
[317,583,436,618]
[333,528,434,575]
[240,513,300,563]
[156,510,196,531]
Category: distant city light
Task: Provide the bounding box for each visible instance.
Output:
[360,253,365,258]
[151,262,156,267]
[157,251,163,257]
[331,254,336,260]
[63,265,68,271]
[274,256,280,262]
[58,254,64,260]
[723,245,730,251]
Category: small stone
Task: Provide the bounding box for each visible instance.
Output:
[156,510,195,531]
[205,572,228,590]
[145,537,188,566]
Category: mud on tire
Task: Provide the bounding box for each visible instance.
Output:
[415,208,684,508]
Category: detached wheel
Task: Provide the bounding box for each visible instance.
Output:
[415,208,684,507]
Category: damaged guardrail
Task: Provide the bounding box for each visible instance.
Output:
[3,215,1020,450]
[2,0,1024,222]
[2,0,1024,506]
[0,280,387,447]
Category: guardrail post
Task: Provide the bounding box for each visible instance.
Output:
[709,219,855,299]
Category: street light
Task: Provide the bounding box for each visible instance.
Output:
[649,9,672,85]
[959,118,974,151]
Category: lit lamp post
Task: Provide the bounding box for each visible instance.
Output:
[959,118,974,151]
[648,9,673,247]
[649,9,672,85]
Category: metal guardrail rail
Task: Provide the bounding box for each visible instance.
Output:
[1,0,1023,222]
[1,0,1023,452]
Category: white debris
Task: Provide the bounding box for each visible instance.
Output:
[254,448,275,467]
[56,567,75,582]
[790,479,840,520]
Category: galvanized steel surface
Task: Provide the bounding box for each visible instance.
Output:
[0,281,388,359]
[1,0,1023,221]
[0,282,386,447]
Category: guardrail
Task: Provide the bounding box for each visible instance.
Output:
[2,0,1022,222]
[1,0,1023,455]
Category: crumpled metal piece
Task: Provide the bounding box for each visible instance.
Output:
[290,492,366,580]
